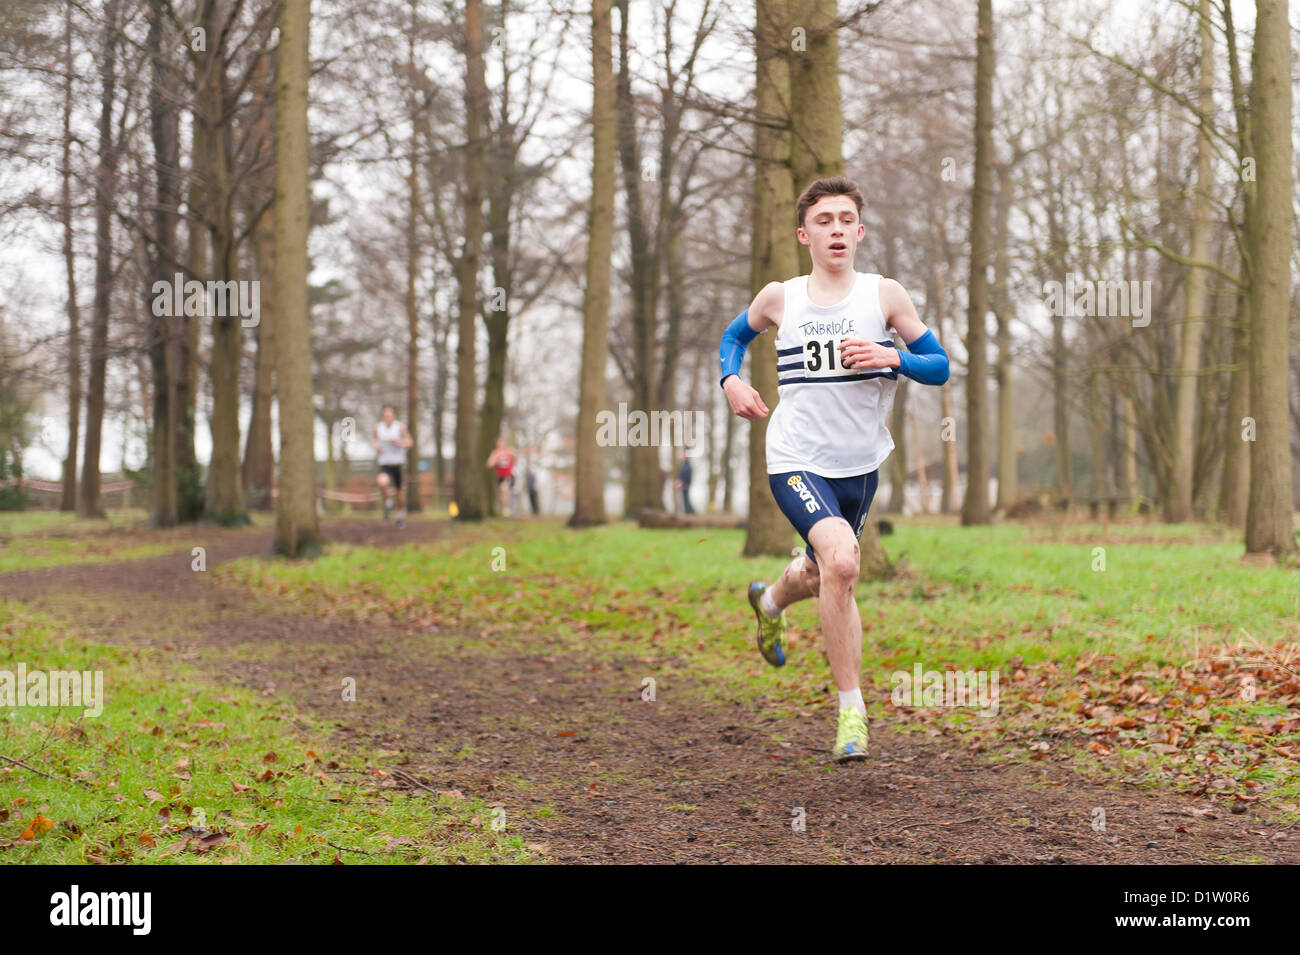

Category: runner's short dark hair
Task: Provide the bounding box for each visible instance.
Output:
[796,177,865,228]
[382,403,396,413]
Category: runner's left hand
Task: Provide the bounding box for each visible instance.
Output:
[838,338,899,371]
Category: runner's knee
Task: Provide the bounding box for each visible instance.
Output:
[818,540,859,588]
[809,522,857,580]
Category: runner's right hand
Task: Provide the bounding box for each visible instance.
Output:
[723,377,769,420]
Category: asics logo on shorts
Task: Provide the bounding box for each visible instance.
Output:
[786,474,821,514]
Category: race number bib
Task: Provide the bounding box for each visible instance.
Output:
[803,337,888,378]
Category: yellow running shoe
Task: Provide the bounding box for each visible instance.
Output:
[747,581,786,667]
[833,707,869,762]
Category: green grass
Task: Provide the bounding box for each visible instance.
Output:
[0,536,181,575]
[0,508,151,538]
[0,508,187,573]
[221,516,1299,684]
[0,601,538,864]
[218,516,1300,813]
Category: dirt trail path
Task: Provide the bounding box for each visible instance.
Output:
[2,520,1295,864]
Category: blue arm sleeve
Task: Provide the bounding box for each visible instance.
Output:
[895,329,950,385]
[719,310,759,387]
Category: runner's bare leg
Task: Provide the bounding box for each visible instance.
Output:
[806,517,863,691]
[767,551,821,607]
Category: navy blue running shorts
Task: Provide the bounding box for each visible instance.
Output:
[767,469,880,565]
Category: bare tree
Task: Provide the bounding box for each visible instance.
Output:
[571,0,617,528]
[145,0,179,526]
[1243,0,1295,557]
[271,0,320,557]
[1166,0,1214,523]
[79,0,122,519]
[743,0,795,557]
[960,0,993,526]
[59,2,81,512]
[453,0,487,521]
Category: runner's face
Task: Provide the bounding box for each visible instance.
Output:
[383,408,395,424]
[798,196,864,270]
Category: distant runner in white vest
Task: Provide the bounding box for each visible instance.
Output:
[373,404,413,528]
[719,177,950,763]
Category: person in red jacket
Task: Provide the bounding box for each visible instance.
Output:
[485,437,516,517]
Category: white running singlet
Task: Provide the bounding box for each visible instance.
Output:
[376,420,406,466]
[765,271,899,477]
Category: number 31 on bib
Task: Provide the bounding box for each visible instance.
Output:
[803,337,889,378]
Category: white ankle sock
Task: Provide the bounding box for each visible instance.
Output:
[759,589,781,617]
[838,688,866,716]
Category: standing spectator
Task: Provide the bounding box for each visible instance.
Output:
[525,462,540,516]
[677,451,694,515]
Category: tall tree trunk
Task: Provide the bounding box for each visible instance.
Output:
[1244,0,1296,557]
[744,0,796,557]
[400,12,423,514]
[651,24,694,417]
[1087,366,1111,516]
[146,0,179,527]
[175,110,207,522]
[883,230,906,514]
[243,202,276,509]
[478,114,515,514]
[1045,172,1073,509]
[888,379,908,513]
[79,0,120,519]
[1167,0,1214,523]
[405,150,423,511]
[993,163,1017,511]
[1146,115,1179,510]
[271,0,321,557]
[910,403,932,513]
[1051,307,1070,503]
[960,0,993,526]
[570,0,616,527]
[1192,325,1222,517]
[432,309,450,507]
[59,2,80,512]
[930,236,960,513]
[658,202,686,409]
[242,55,277,511]
[707,372,720,511]
[1120,394,1139,507]
[199,0,246,525]
[1219,0,1253,528]
[453,0,487,521]
[614,0,662,515]
[322,410,335,496]
[1219,290,1250,524]
[721,393,736,512]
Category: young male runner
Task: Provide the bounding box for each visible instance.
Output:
[719,177,950,762]
[372,405,413,528]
